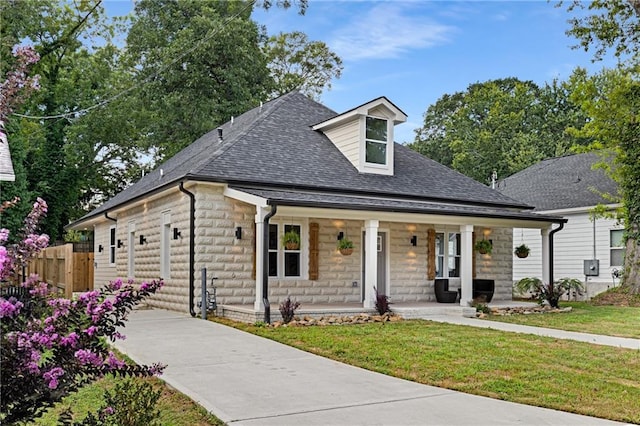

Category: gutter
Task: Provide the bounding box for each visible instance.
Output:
[548,222,565,284]
[262,204,277,324]
[179,182,197,317]
[104,212,116,222]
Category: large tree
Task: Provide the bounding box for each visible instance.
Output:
[563,0,640,290]
[262,31,343,100]
[409,78,588,183]
[125,0,274,160]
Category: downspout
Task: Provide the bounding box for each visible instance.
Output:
[104,212,116,222]
[262,204,277,324]
[548,222,565,285]
[179,182,197,317]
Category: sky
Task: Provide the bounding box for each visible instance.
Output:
[104,0,620,144]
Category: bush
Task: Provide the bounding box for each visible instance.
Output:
[374,287,391,315]
[279,296,300,323]
[1,198,164,424]
[515,277,584,308]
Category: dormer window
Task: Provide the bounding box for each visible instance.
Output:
[365,117,388,165]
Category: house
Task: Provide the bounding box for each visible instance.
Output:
[68,92,564,322]
[498,152,622,299]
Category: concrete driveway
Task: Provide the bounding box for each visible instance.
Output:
[113,309,625,425]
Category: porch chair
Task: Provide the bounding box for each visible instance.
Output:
[472,279,495,303]
[434,278,458,303]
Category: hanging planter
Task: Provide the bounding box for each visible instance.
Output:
[281,229,300,250]
[514,244,530,259]
[338,237,354,255]
[474,239,492,255]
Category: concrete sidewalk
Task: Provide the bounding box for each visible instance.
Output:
[113,309,628,425]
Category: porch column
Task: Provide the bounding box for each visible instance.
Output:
[254,207,268,311]
[541,227,550,284]
[459,224,474,306]
[363,219,379,309]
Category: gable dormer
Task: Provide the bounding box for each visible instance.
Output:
[313,97,407,176]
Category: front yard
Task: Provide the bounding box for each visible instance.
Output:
[215,308,640,424]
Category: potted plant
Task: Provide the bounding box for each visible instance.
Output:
[514,243,530,258]
[337,237,354,255]
[281,229,300,250]
[474,239,492,255]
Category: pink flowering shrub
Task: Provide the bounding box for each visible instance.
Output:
[0,199,164,424]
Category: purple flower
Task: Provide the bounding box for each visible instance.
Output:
[60,332,79,348]
[84,326,97,336]
[0,297,23,318]
[43,367,64,389]
[106,352,125,369]
[0,228,9,242]
[74,349,102,367]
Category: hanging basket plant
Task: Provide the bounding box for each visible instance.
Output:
[337,237,354,255]
[474,239,492,255]
[281,229,300,250]
[514,244,530,259]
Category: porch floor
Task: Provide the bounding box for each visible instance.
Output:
[219,300,539,323]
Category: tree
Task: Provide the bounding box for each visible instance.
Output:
[262,31,343,100]
[409,78,588,183]
[563,0,640,291]
[125,0,274,160]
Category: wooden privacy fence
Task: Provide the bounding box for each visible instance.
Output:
[25,244,94,298]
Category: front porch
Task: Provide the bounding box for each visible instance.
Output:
[218,300,539,324]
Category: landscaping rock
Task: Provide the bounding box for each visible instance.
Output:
[489,306,573,316]
[268,312,402,327]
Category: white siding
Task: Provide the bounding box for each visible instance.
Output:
[513,212,623,297]
[322,121,360,168]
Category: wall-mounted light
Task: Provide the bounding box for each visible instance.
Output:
[173,227,181,240]
[235,226,242,240]
[117,239,124,248]
[139,235,147,245]
[98,244,104,252]
[337,231,344,241]
[410,235,417,247]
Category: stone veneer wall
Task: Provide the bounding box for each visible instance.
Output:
[474,227,513,301]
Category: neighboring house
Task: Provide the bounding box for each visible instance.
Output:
[68,92,564,321]
[498,152,622,299]
[0,138,16,181]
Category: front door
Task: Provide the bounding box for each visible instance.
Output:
[362,231,387,301]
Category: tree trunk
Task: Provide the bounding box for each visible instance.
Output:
[623,235,640,293]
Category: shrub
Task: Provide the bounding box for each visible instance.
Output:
[515,277,584,308]
[374,287,391,315]
[279,296,300,323]
[0,198,164,424]
[474,239,492,254]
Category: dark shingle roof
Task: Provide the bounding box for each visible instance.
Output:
[497,152,619,211]
[75,92,541,224]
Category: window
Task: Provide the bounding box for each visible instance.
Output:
[268,223,302,278]
[610,229,625,267]
[365,117,388,165]
[160,212,171,279]
[109,226,116,266]
[435,232,460,278]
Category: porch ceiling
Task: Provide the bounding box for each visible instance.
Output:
[227,186,566,229]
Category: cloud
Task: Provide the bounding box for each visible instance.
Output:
[329,3,454,61]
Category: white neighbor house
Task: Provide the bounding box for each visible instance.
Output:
[498,153,623,299]
[68,92,565,322]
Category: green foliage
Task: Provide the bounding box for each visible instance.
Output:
[409,78,589,183]
[281,229,300,248]
[262,31,343,100]
[58,378,161,426]
[474,239,492,255]
[515,277,584,308]
[337,237,354,250]
[514,244,530,257]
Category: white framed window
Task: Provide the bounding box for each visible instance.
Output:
[365,116,388,165]
[160,211,171,279]
[109,226,116,266]
[128,221,135,279]
[435,231,461,278]
[610,229,625,267]
[268,221,307,279]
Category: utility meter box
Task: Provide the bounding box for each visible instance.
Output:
[583,259,600,276]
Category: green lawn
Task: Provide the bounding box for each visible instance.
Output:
[484,302,640,339]
[36,376,224,426]
[215,317,640,424]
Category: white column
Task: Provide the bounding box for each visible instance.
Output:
[541,227,550,284]
[459,224,474,306]
[254,207,268,311]
[363,219,379,309]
